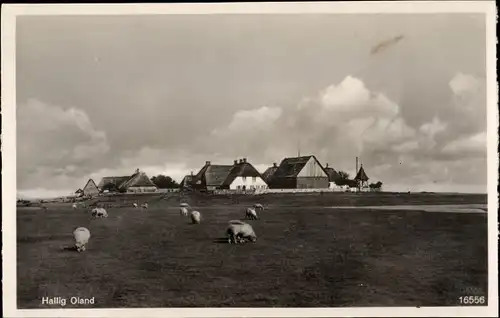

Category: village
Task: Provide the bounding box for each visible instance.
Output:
[73,155,383,200]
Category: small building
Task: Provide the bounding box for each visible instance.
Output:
[82,179,100,196]
[262,162,279,184]
[220,158,268,191]
[75,188,84,197]
[191,161,234,191]
[354,165,370,189]
[323,163,341,189]
[268,155,329,189]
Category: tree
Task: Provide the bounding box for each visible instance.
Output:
[335,171,350,186]
[151,175,180,189]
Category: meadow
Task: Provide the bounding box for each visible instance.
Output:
[17,192,489,308]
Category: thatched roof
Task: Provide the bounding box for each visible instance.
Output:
[120,171,157,189]
[262,165,279,183]
[355,165,369,182]
[180,175,194,187]
[204,165,234,187]
[221,161,264,187]
[75,188,83,194]
[98,176,130,189]
[324,167,341,183]
[272,155,326,179]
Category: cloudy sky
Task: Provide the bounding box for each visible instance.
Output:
[16,13,488,198]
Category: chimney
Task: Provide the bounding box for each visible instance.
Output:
[239,159,243,164]
[273,162,277,168]
[326,163,329,168]
[190,171,194,176]
[243,158,247,163]
[234,160,238,165]
[136,168,140,173]
[206,161,211,166]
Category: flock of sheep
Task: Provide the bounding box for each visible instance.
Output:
[71,201,265,252]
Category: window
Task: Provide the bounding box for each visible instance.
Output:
[237,186,241,190]
[242,176,247,182]
[252,177,256,183]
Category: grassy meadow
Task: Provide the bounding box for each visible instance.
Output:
[17,192,488,308]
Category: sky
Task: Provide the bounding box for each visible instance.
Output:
[16,13,488,198]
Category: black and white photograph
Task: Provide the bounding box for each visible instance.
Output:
[2,2,498,317]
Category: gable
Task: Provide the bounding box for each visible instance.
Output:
[222,162,264,187]
[297,156,328,178]
[83,179,99,192]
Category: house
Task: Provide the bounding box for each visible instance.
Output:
[75,188,84,197]
[98,169,158,193]
[268,155,329,189]
[98,176,130,191]
[220,158,268,191]
[118,169,158,193]
[323,163,341,189]
[82,179,100,196]
[191,161,234,191]
[262,162,279,184]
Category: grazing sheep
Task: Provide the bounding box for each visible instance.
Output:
[133,203,138,208]
[142,203,148,209]
[227,221,257,244]
[253,203,264,211]
[91,207,108,218]
[190,210,201,224]
[42,206,48,212]
[73,227,91,252]
[245,207,258,220]
[72,203,78,209]
[180,207,189,216]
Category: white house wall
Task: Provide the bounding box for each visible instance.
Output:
[126,186,158,193]
[297,157,328,178]
[229,176,268,190]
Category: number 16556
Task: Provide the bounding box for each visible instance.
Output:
[459,296,486,305]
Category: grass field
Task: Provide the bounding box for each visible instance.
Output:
[17,192,489,308]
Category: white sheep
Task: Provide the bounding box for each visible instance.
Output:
[180,207,189,216]
[227,221,257,244]
[142,203,148,209]
[73,227,91,252]
[72,203,78,209]
[91,207,108,218]
[190,210,201,224]
[133,203,138,208]
[245,207,258,220]
[253,203,264,211]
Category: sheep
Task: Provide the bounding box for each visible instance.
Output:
[245,207,258,220]
[180,207,189,217]
[73,227,91,252]
[142,203,148,209]
[190,210,201,224]
[91,207,108,218]
[227,221,257,244]
[253,203,265,211]
[133,203,138,208]
[72,203,78,209]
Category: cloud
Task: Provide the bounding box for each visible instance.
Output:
[441,131,487,155]
[17,99,110,190]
